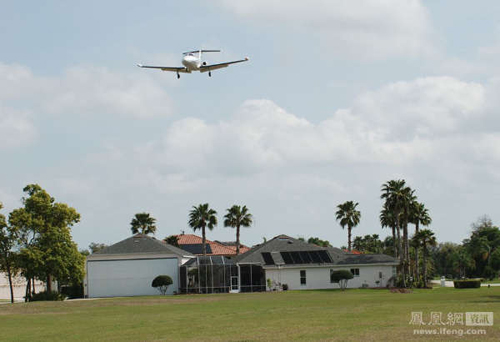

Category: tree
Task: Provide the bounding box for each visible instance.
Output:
[164,235,180,247]
[151,275,173,295]
[130,212,157,235]
[412,229,437,287]
[307,237,331,247]
[463,216,500,278]
[410,202,432,281]
[330,270,354,290]
[188,203,217,256]
[381,179,415,286]
[0,202,17,303]
[352,234,383,254]
[8,184,85,295]
[88,242,108,254]
[380,205,397,257]
[223,205,253,255]
[335,201,361,252]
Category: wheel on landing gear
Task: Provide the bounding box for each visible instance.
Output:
[208,71,212,77]
[177,73,180,79]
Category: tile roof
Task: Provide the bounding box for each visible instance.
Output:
[174,234,247,256]
[90,234,193,258]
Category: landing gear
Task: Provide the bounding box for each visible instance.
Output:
[177,72,180,79]
[208,71,212,77]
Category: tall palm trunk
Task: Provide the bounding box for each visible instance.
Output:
[422,245,428,287]
[348,225,352,251]
[202,225,207,256]
[391,225,397,257]
[404,222,410,282]
[236,225,240,255]
[396,218,405,287]
[414,221,420,281]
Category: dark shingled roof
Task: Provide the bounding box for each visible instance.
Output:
[234,234,398,267]
[92,234,193,257]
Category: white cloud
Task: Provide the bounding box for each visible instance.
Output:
[217,0,434,59]
[0,62,173,121]
[0,106,37,149]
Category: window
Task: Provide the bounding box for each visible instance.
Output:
[350,268,360,277]
[300,270,306,285]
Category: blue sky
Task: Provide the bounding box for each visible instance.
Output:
[1,0,500,250]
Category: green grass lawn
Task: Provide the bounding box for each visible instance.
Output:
[1,287,499,341]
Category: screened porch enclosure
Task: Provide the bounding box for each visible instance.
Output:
[179,257,266,294]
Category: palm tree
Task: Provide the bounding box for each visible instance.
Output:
[130,212,157,235]
[380,179,414,285]
[224,205,253,255]
[412,229,437,287]
[410,202,432,281]
[335,201,361,252]
[380,204,397,257]
[188,203,217,256]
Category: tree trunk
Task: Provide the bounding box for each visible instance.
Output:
[6,263,14,304]
[348,226,352,252]
[396,219,405,287]
[423,246,427,288]
[25,278,31,302]
[47,274,52,292]
[415,222,420,281]
[236,225,240,255]
[391,226,397,257]
[202,226,206,257]
[404,222,410,282]
[32,277,36,295]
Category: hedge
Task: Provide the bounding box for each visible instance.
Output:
[453,279,481,289]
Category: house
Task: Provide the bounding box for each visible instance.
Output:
[179,235,399,294]
[175,234,249,256]
[84,234,193,298]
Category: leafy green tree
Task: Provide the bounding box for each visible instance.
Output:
[463,216,500,277]
[188,203,217,256]
[352,234,383,254]
[307,237,331,247]
[88,242,108,254]
[330,270,354,290]
[0,202,18,303]
[130,212,157,235]
[9,184,84,295]
[224,205,253,255]
[412,229,437,287]
[164,235,180,247]
[335,201,361,252]
[151,275,173,295]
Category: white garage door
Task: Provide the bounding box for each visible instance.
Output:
[87,258,178,298]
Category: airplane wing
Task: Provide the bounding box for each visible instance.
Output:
[136,64,189,73]
[199,57,249,73]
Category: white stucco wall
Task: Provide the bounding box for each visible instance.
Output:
[0,273,46,300]
[86,257,179,298]
[265,265,396,290]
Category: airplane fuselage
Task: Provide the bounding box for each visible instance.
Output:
[181,55,201,72]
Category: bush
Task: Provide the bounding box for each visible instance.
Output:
[282,284,289,291]
[453,279,481,289]
[152,275,173,295]
[30,291,67,301]
[330,270,354,290]
[60,283,84,299]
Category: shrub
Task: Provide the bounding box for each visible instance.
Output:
[453,279,481,289]
[60,283,84,299]
[30,291,67,301]
[282,284,289,291]
[330,270,354,290]
[152,275,173,295]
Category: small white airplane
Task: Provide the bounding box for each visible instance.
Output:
[137,50,249,79]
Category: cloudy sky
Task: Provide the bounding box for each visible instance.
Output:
[1,1,500,250]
